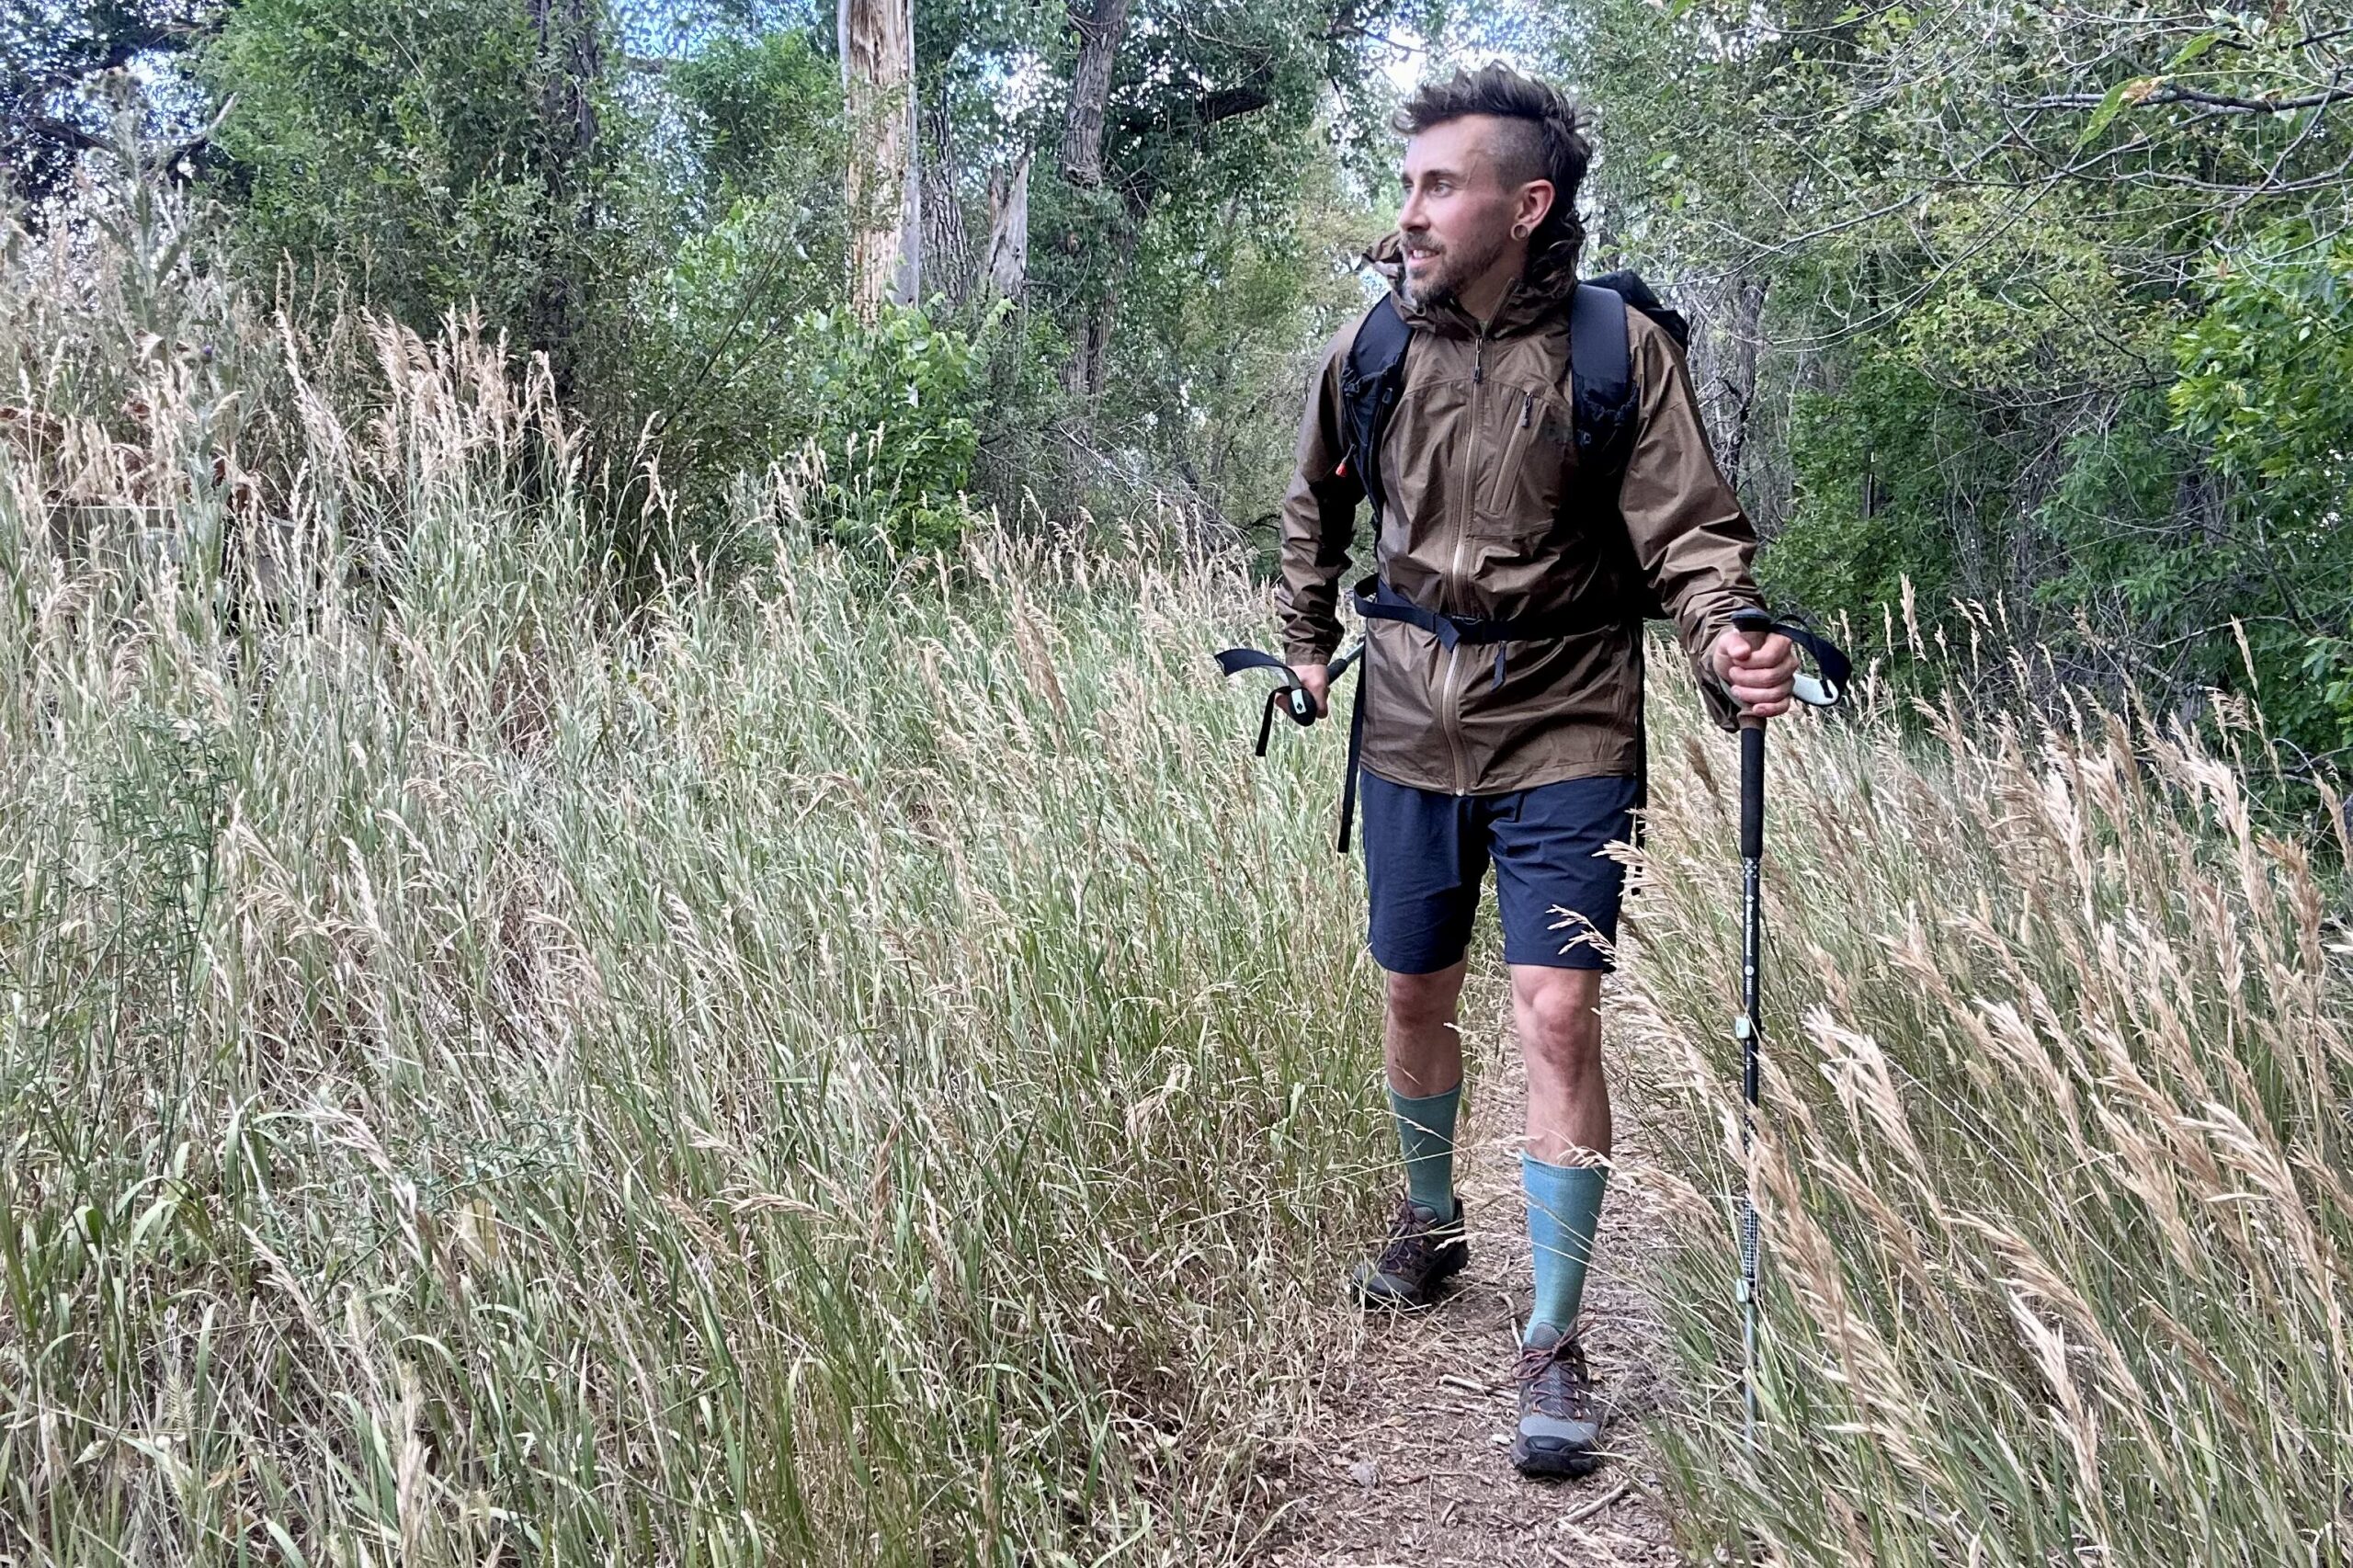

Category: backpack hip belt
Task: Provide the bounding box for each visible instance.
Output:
[1324,575,1638,854]
[1353,573,1631,680]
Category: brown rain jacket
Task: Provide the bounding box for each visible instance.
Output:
[1277,234,1764,796]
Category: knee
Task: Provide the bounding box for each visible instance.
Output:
[1516,971,1601,1062]
[1385,969,1461,1033]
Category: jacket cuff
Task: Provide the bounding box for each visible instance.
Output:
[1285,642,1339,670]
[1696,663,1745,732]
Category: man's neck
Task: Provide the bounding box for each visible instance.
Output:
[1454,244,1530,327]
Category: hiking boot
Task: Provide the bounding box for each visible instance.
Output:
[1349,1195,1469,1309]
[1511,1323,1603,1479]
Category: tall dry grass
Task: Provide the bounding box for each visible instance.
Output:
[0,199,1400,1564]
[1625,616,2353,1562]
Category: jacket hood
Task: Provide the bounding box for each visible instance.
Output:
[1363,228,1583,337]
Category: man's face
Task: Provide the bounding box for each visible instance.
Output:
[1396,116,1530,309]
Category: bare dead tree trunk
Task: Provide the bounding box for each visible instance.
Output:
[1059,0,1131,187]
[983,153,1030,300]
[919,85,972,306]
[840,0,920,321]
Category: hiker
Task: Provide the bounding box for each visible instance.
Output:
[1276,65,1798,1480]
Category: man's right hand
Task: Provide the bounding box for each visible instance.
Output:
[1294,662,1331,717]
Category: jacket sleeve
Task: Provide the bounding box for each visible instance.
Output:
[1275,324,1367,666]
[1617,312,1768,730]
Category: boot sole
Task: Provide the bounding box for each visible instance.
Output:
[1511,1438,1604,1481]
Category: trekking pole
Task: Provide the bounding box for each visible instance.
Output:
[1735,701,1766,1458]
[1211,641,1362,756]
[1211,640,1370,852]
[1724,607,1852,1462]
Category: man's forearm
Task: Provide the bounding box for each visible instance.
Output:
[1277,512,1347,666]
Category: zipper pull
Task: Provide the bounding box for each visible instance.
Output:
[1473,337,1485,384]
[1519,390,1533,428]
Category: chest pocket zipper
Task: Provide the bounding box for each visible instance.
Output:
[1472,387,1561,533]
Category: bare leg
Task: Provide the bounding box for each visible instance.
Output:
[1511,965,1608,1164]
[1384,960,1468,1097]
[1347,960,1478,1307]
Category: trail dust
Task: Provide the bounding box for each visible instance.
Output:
[1263,971,1688,1566]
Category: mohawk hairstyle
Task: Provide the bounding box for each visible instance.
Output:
[1393,64,1593,286]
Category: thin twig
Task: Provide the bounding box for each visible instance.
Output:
[1560,1476,1634,1527]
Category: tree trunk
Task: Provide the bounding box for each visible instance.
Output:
[983,153,1030,300]
[919,85,972,306]
[1063,223,1135,401]
[529,0,602,398]
[840,0,920,320]
[1068,299,1112,398]
[1715,270,1769,494]
[1059,0,1131,187]
[1054,0,1132,400]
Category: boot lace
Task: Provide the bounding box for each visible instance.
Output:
[1374,1198,1449,1278]
[1515,1333,1593,1422]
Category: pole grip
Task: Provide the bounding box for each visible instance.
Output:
[1738,719,1765,861]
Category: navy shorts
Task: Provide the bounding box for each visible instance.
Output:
[1359,771,1641,974]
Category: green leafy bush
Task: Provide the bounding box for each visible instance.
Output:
[2166,222,2353,764]
[2022,222,2353,769]
[788,301,1003,562]
[199,0,618,345]
[1760,356,1984,616]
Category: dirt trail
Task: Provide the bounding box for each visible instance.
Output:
[1264,977,1688,1566]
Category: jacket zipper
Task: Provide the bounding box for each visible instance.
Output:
[1440,324,1492,796]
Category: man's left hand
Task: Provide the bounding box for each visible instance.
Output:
[1709,624,1799,718]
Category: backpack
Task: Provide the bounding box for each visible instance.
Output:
[1337,270,1692,623]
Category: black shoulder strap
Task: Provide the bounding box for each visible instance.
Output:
[1570,281,1638,483]
[1570,278,1676,622]
[1340,295,1411,525]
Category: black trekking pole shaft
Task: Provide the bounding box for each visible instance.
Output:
[1732,715,1769,1460]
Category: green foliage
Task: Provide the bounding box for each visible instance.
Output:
[2164,224,2353,760]
[663,28,841,209]
[1760,356,1983,615]
[1555,0,2353,783]
[178,0,1403,568]
[585,25,856,578]
[2022,223,2353,767]
[1100,143,1378,545]
[200,0,613,338]
[791,301,1001,561]
[203,5,890,578]
[2170,224,2353,539]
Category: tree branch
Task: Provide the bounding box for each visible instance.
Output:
[24,114,107,154]
[1196,85,1271,126]
[2023,80,2353,116]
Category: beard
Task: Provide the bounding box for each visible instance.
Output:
[1401,227,1510,309]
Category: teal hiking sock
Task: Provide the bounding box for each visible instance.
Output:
[1388,1082,1461,1216]
[1522,1153,1608,1341]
